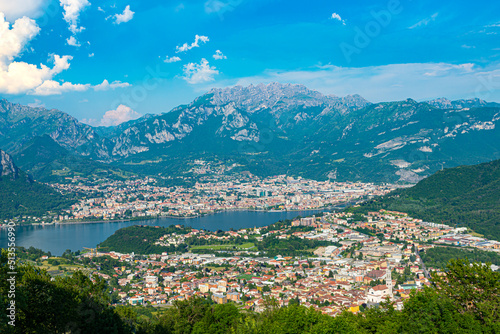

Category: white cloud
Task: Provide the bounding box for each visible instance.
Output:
[183,58,219,84]
[93,79,130,91]
[0,0,48,21]
[164,55,181,63]
[97,6,104,12]
[485,22,500,28]
[176,35,209,53]
[409,12,438,29]
[0,54,75,95]
[461,44,476,49]
[204,0,240,15]
[88,52,94,57]
[66,35,81,46]
[330,12,345,25]
[114,5,134,24]
[0,13,129,96]
[0,14,75,95]
[60,0,90,34]
[227,62,500,103]
[0,13,40,63]
[27,99,45,108]
[83,104,141,127]
[32,80,89,95]
[213,50,226,60]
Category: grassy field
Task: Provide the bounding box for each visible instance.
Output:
[204,265,229,272]
[190,242,255,251]
[237,274,255,280]
[36,258,90,276]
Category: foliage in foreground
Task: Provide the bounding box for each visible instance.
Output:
[1,252,499,333]
[421,246,500,269]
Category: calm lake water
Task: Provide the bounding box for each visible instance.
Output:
[0,210,323,255]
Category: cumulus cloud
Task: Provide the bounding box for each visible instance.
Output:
[114,5,134,24]
[93,79,130,91]
[60,0,90,34]
[83,104,141,127]
[164,55,181,63]
[212,50,226,60]
[0,54,75,95]
[0,14,129,96]
[32,80,90,95]
[0,0,47,21]
[66,35,81,46]
[0,13,40,63]
[330,12,345,25]
[176,35,209,53]
[0,14,73,94]
[183,58,219,84]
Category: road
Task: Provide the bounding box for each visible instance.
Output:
[415,249,431,279]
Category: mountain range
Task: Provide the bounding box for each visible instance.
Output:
[1,82,500,183]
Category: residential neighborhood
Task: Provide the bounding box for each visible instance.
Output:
[70,210,499,316]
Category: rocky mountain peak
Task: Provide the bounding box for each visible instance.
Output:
[426,97,494,109]
[207,82,370,114]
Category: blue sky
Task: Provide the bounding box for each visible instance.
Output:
[0,0,499,125]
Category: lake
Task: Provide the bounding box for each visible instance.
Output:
[0,210,324,255]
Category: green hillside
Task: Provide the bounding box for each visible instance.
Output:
[98,225,191,254]
[0,173,76,219]
[350,159,500,240]
[12,135,134,183]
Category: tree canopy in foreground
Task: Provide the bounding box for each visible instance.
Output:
[1,252,499,333]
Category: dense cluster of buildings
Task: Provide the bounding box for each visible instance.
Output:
[74,209,499,315]
[49,175,397,221]
[334,210,500,253]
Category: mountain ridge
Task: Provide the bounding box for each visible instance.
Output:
[1,82,500,182]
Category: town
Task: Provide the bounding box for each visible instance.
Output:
[40,173,397,223]
[33,209,497,317]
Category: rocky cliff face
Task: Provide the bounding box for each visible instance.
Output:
[107,83,371,157]
[0,149,18,179]
[0,99,111,161]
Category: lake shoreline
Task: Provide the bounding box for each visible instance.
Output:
[1,209,333,255]
[14,206,344,228]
